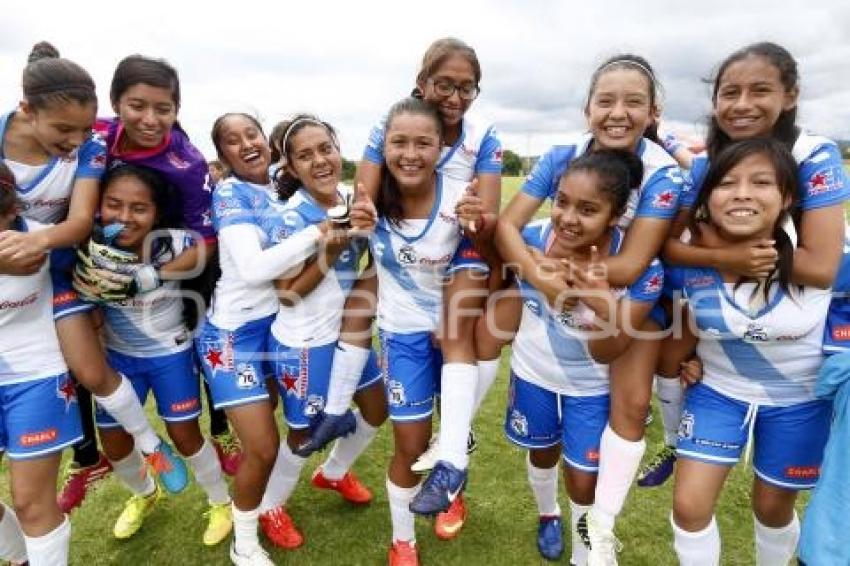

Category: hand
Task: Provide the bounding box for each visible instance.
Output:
[528,247,578,310]
[721,239,777,279]
[565,246,613,316]
[455,178,483,235]
[348,183,378,237]
[679,357,703,387]
[73,251,134,302]
[0,230,49,272]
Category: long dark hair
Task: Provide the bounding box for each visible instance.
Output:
[376,98,443,226]
[705,42,800,161]
[689,138,799,299]
[110,54,181,108]
[0,162,20,217]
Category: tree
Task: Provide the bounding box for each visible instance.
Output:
[502,149,523,176]
[342,158,357,182]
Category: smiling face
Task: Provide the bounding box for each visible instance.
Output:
[99,174,157,252]
[707,151,787,241]
[549,170,617,256]
[114,83,178,150]
[714,55,798,141]
[285,125,342,206]
[22,100,97,158]
[215,115,271,185]
[384,112,442,191]
[418,53,477,128]
[586,68,655,152]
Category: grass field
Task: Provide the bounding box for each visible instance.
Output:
[0,176,815,565]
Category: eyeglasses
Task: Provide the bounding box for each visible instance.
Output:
[428,78,480,100]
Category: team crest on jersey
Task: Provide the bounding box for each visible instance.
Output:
[807,167,844,196]
[555,309,578,328]
[677,410,694,440]
[166,151,191,169]
[56,375,78,411]
[204,335,234,373]
[398,244,418,266]
[652,189,676,209]
[509,409,528,437]
[387,380,406,406]
[743,323,768,343]
[235,363,258,389]
[304,394,325,418]
[90,152,106,169]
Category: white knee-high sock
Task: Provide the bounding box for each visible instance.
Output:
[656,375,684,447]
[258,441,306,513]
[526,455,560,516]
[436,363,478,469]
[23,515,70,566]
[472,358,500,415]
[672,514,721,566]
[186,439,230,505]
[0,503,27,564]
[590,424,645,529]
[387,478,420,543]
[110,449,156,496]
[322,410,378,481]
[232,504,260,556]
[324,343,371,415]
[755,513,799,566]
[569,499,591,566]
[93,375,159,453]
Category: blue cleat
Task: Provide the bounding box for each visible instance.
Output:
[637,444,677,488]
[537,515,565,561]
[293,409,356,457]
[145,439,188,494]
[409,460,467,516]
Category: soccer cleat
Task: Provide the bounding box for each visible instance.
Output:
[409,461,467,516]
[145,439,189,495]
[293,409,356,457]
[434,494,467,540]
[311,467,372,505]
[229,542,275,566]
[388,540,420,566]
[113,484,161,539]
[259,505,304,549]
[58,452,113,513]
[577,512,622,566]
[537,515,565,561]
[203,502,234,546]
[637,444,677,488]
[213,431,243,476]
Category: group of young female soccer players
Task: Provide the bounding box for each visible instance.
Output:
[0,34,846,566]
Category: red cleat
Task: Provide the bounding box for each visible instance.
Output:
[434,494,467,541]
[58,452,113,514]
[311,467,372,505]
[388,540,419,566]
[259,505,304,549]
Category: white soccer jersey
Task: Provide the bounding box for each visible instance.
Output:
[1,111,106,224]
[0,218,66,385]
[270,185,366,347]
[208,177,292,330]
[670,267,830,406]
[363,112,502,183]
[510,220,664,396]
[371,173,468,333]
[101,230,194,357]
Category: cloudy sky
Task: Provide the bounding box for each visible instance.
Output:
[2,0,849,160]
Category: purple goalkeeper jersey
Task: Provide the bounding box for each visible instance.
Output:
[96,117,215,242]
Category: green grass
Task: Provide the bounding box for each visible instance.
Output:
[0,176,808,564]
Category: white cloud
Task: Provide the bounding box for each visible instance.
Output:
[4,0,849,159]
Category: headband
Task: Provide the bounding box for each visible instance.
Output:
[597,59,656,84]
[280,117,327,158]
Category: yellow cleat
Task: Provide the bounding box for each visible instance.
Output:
[203,502,233,546]
[113,484,161,540]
